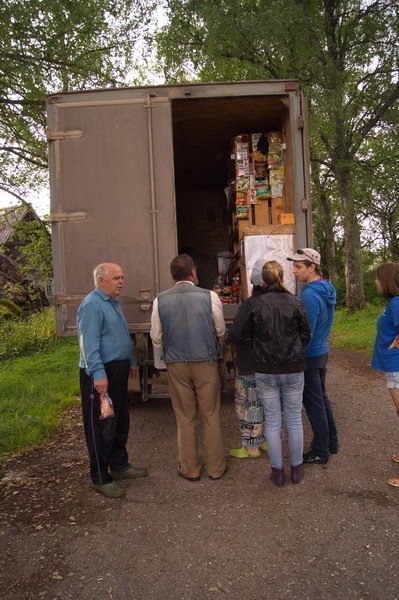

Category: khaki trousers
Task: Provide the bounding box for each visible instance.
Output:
[167,361,226,479]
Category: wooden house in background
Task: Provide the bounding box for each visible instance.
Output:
[0,204,49,312]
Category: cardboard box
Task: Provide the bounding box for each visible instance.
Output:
[279,212,295,225]
[240,224,295,236]
[271,197,286,224]
[236,218,251,239]
[254,199,271,226]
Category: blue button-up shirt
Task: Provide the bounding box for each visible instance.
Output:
[77,288,135,381]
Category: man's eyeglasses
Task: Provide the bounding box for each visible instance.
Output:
[296,249,314,263]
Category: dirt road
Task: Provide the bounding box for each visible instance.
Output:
[1,348,399,600]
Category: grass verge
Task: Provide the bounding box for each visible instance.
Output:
[331,305,381,357]
[0,337,80,460]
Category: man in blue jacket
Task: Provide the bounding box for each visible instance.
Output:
[78,262,148,498]
[288,248,338,464]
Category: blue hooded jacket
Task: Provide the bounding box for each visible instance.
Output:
[300,278,337,357]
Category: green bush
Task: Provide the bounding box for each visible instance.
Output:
[363,268,384,305]
[0,298,25,318]
[0,306,56,360]
[334,277,346,308]
[333,269,383,308]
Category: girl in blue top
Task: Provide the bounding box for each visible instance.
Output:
[371,262,399,488]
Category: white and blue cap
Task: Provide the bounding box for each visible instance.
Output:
[287,248,321,265]
[250,259,266,286]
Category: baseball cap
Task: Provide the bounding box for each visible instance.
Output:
[250,259,266,286]
[287,248,321,265]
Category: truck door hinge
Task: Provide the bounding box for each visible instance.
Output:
[301,197,308,211]
[47,129,84,140]
[148,209,160,215]
[297,115,304,129]
[54,294,85,306]
[50,211,88,223]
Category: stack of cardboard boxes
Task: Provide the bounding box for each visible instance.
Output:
[231,131,295,253]
[230,131,296,299]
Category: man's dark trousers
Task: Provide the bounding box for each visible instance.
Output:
[80,359,130,485]
[302,352,338,459]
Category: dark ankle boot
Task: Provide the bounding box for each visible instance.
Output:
[270,467,285,487]
[291,463,304,484]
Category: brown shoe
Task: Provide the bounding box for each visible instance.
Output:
[291,463,304,484]
[178,467,201,481]
[270,467,285,487]
[209,467,228,480]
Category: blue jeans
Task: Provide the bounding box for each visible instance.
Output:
[255,372,304,469]
[303,353,338,458]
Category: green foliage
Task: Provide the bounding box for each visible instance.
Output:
[0,337,80,455]
[0,306,80,457]
[0,0,157,200]
[7,214,53,285]
[335,273,385,309]
[0,298,24,319]
[331,306,382,357]
[363,270,383,306]
[332,253,388,308]
[0,306,56,359]
[334,278,346,309]
[356,122,399,259]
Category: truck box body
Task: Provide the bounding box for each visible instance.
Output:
[46,80,312,338]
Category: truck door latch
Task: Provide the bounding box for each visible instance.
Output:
[47,129,84,140]
[136,289,153,311]
[50,211,88,222]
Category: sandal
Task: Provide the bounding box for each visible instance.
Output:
[230,446,261,459]
[391,454,399,464]
[388,474,399,488]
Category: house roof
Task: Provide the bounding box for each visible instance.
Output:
[0,204,35,245]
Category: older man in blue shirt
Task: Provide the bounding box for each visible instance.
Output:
[78,262,148,498]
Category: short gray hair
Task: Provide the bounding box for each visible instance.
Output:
[93,263,109,285]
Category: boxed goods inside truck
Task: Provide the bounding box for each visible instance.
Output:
[171,95,297,301]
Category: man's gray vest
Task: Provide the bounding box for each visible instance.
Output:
[157,283,219,363]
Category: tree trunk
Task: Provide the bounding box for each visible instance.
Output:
[310,164,338,283]
[320,190,338,283]
[338,167,366,312]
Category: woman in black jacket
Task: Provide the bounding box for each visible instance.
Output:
[229,260,311,487]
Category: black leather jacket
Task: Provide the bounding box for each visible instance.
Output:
[229,288,311,374]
